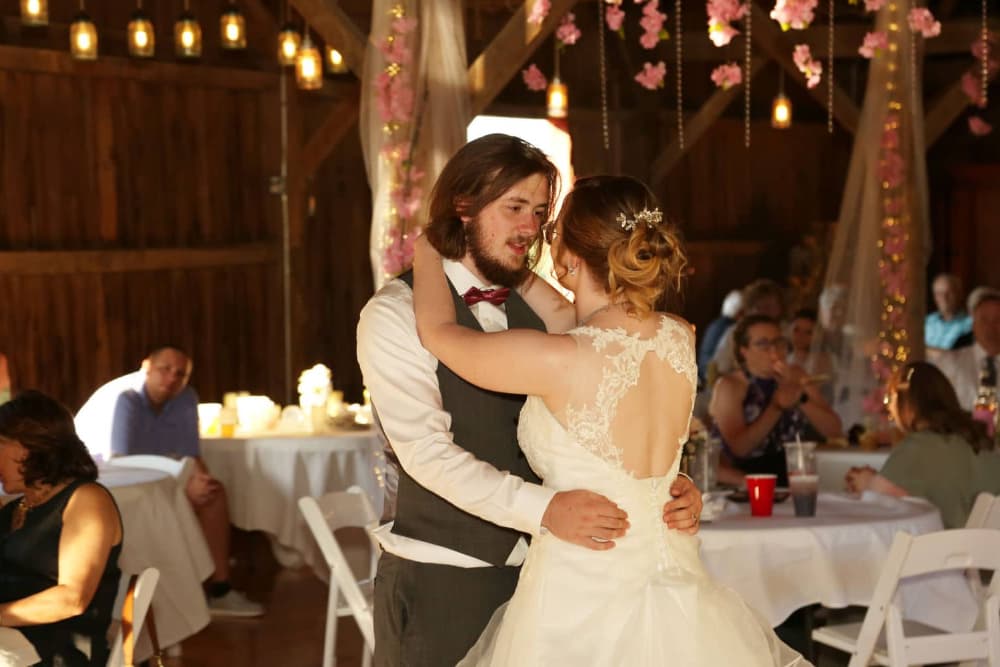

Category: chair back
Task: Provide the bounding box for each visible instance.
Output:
[848,529,1000,667]
[298,487,377,653]
[967,492,1000,530]
[106,567,160,667]
[105,455,195,488]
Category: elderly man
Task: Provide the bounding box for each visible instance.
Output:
[932,287,1000,409]
[925,273,973,351]
[110,345,264,617]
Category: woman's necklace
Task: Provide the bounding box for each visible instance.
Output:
[12,483,65,530]
[577,303,614,327]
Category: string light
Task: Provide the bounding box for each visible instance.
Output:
[676,0,684,150]
[220,3,247,50]
[296,31,323,90]
[827,0,834,133]
[20,0,48,26]
[327,47,349,74]
[278,23,302,66]
[547,41,568,119]
[771,70,791,128]
[982,0,990,107]
[598,0,609,150]
[744,5,752,148]
[70,1,98,60]
[174,0,202,59]
[127,0,155,58]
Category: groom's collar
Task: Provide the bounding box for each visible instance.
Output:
[443,259,502,295]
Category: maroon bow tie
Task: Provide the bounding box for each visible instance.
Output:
[463,286,510,307]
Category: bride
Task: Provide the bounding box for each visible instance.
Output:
[412,175,808,666]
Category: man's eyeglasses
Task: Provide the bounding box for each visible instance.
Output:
[542,221,559,245]
[749,337,789,353]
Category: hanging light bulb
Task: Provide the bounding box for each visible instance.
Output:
[327,47,348,74]
[771,71,792,129]
[20,0,48,26]
[70,3,98,60]
[174,1,202,58]
[220,3,246,50]
[128,1,155,58]
[277,23,301,66]
[547,77,568,119]
[296,32,322,90]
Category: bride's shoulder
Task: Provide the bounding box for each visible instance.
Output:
[654,312,695,338]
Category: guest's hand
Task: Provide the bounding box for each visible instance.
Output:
[845,465,876,494]
[772,361,806,409]
[542,490,630,550]
[186,470,222,507]
[664,475,703,534]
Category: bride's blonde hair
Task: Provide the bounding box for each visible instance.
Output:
[554,176,687,317]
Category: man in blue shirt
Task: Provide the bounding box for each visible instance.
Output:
[926,273,973,350]
[111,345,263,617]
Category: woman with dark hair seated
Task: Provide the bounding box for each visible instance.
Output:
[0,390,123,666]
[846,361,1000,528]
[709,314,843,486]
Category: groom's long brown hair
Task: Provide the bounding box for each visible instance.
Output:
[424,133,559,265]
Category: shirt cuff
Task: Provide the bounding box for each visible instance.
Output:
[676,471,694,483]
[510,482,557,538]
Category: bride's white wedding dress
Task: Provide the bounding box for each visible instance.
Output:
[459,316,809,666]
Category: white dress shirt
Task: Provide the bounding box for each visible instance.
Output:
[356,260,555,568]
[932,343,999,410]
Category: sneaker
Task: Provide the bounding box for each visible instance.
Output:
[208,590,265,618]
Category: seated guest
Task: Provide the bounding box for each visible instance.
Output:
[697,289,742,385]
[111,345,263,617]
[932,286,1000,410]
[0,391,122,666]
[0,353,10,405]
[75,366,146,462]
[787,308,835,404]
[709,314,843,486]
[925,273,973,351]
[709,279,786,382]
[846,362,999,528]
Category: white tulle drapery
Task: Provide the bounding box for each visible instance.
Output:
[360,0,470,290]
[818,0,931,430]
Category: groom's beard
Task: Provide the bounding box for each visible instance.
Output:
[465,217,533,287]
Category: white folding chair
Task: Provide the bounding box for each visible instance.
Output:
[104,455,195,489]
[106,567,160,667]
[298,486,379,667]
[812,528,1000,666]
[967,493,1000,530]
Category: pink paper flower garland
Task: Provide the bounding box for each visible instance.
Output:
[710,62,743,89]
[375,8,423,277]
[967,34,998,137]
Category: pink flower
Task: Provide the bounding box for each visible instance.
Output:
[528,0,551,25]
[863,0,887,11]
[640,31,662,48]
[961,72,986,108]
[884,197,903,216]
[522,63,548,92]
[858,31,889,59]
[639,1,668,48]
[388,80,415,123]
[969,116,993,136]
[391,16,418,35]
[708,20,739,46]
[880,125,899,150]
[793,44,822,88]
[769,0,817,31]
[879,151,905,188]
[907,8,940,39]
[710,62,743,89]
[606,4,626,31]
[556,13,582,45]
[634,61,667,90]
[971,34,995,60]
[383,229,420,277]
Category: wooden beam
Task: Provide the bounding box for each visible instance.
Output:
[300,95,362,180]
[468,0,582,116]
[651,56,769,186]
[925,64,1000,147]
[0,244,279,275]
[0,45,277,89]
[749,3,860,134]
[289,0,366,77]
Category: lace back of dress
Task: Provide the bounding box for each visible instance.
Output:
[560,315,697,478]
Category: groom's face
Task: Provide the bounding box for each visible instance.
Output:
[460,173,549,287]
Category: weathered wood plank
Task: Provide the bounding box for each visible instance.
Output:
[0,244,279,274]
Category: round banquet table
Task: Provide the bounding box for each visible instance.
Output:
[699,491,978,632]
[98,466,213,659]
[200,429,384,577]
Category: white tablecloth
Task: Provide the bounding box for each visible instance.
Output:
[0,628,39,666]
[99,466,213,658]
[815,448,891,491]
[700,492,977,631]
[200,429,382,576]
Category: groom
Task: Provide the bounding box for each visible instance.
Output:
[357,134,702,666]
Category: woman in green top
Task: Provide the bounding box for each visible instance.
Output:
[845,361,996,528]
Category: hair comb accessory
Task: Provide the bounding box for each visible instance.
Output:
[616,207,663,232]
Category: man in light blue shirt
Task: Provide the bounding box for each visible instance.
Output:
[925,273,972,350]
[110,345,263,617]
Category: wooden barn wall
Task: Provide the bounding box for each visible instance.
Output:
[0,62,286,410]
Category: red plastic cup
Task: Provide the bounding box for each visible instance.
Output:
[745,474,778,517]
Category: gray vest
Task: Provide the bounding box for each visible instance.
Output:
[391,271,545,565]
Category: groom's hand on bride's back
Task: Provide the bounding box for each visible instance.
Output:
[541,490,629,550]
[663,476,703,535]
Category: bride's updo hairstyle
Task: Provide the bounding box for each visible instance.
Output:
[556,175,687,317]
